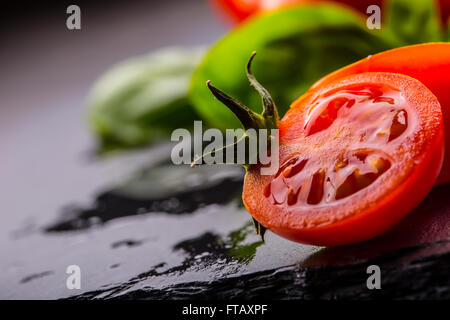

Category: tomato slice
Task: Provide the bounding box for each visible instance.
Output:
[243,72,444,246]
[303,43,450,185]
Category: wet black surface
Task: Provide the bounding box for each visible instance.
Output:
[20,271,54,284]
[71,240,450,300]
[2,151,450,299]
[44,161,244,232]
[111,239,145,249]
[68,222,267,300]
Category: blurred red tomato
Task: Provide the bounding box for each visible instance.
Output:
[211,0,449,25]
[210,0,381,22]
[440,0,450,25]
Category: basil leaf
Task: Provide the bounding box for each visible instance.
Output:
[384,0,445,45]
[87,47,205,151]
[189,4,396,130]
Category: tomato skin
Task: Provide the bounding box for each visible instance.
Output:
[303,43,450,185]
[243,72,444,246]
[211,0,259,22]
[211,0,449,25]
[255,0,383,15]
[257,137,443,246]
[210,0,381,23]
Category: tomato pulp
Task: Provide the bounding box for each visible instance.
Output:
[302,43,450,185]
[243,72,444,246]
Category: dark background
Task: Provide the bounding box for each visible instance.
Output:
[1,0,225,239]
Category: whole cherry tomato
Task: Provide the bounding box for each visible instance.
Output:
[439,0,450,25]
[302,43,450,185]
[205,55,445,246]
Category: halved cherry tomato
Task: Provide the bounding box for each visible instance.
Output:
[302,43,450,185]
[243,72,444,246]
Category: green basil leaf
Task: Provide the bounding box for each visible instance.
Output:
[87,47,205,151]
[189,4,396,130]
[384,0,444,45]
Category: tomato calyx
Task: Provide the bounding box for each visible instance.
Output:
[191,52,282,241]
[191,52,280,170]
[209,52,280,130]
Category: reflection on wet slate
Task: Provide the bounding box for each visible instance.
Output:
[174,222,264,266]
[45,160,244,232]
[71,239,450,300]
[65,220,264,299]
[111,239,145,249]
[135,222,263,279]
[20,271,54,284]
[59,181,450,300]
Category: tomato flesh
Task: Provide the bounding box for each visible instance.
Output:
[267,84,407,207]
[243,72,444,246]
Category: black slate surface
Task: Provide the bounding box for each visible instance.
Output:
[71,240,450,300]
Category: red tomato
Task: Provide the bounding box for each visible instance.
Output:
[211,0,448,25]
[210,0,381,23]
[439,0,450,25]
[303,43,450,185]
[211,0,259,22]
[243,72,444,246]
